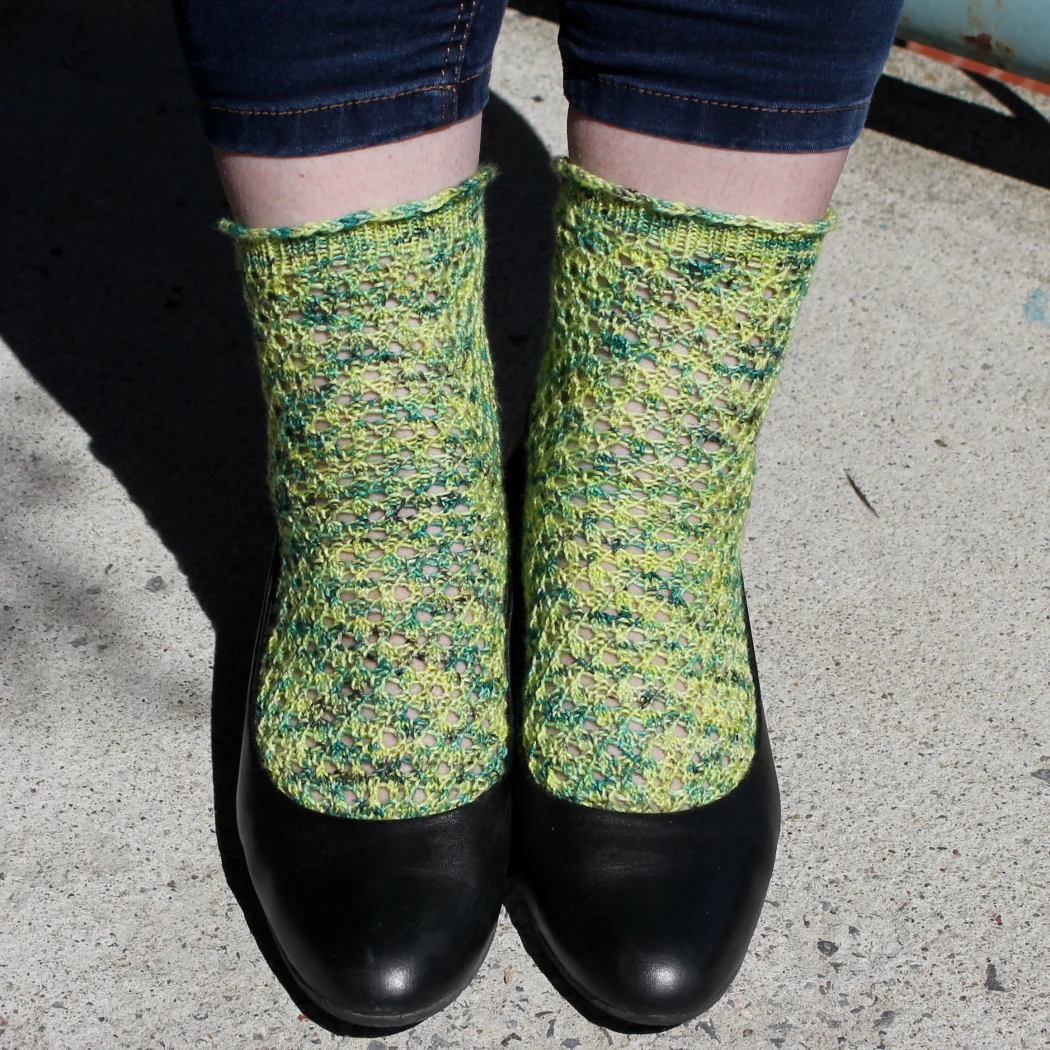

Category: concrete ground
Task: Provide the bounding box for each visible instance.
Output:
[2,4,1049,1048]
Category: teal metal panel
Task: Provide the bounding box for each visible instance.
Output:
[898,0,1050,82]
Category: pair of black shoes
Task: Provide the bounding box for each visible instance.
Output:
[238,550,780,1031]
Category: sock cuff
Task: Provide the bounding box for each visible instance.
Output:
[219,164,496,279]
[552,157,834,263]
[221,164,496,241]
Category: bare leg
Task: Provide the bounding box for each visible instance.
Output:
[567,107,846,221]
[215,113,483,227]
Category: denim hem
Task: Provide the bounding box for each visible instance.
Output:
[564,72,872,153]
[199,68,492,157]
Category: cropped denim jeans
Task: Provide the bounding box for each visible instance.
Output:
[172,0,905,157]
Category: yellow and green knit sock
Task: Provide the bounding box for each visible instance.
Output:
[523,160,833,813]
[225,168,509,820]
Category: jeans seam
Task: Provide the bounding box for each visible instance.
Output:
[585,74,870,115]
[200,71,487,117]
[453,0,482,118]
[441,0,470,122]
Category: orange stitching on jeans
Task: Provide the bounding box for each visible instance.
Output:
[590,75,869,115]
[455,0,481,90]
[200,71,486,117]
[442,0,469,122]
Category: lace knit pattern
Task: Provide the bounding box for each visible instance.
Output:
[225,168,509,819]
[523,160,831,813]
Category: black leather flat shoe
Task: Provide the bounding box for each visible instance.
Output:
[512,592,779,1029]
[238,548,511,1028]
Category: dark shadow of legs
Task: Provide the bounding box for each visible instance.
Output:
[0,0,275,974]
[482,94,557,456]
[0,0,310,1022]
[509,0,559,20]
[0,0,553,1034]
[867,69,1050,191]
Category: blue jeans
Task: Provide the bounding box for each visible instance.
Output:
[172,0,905,157]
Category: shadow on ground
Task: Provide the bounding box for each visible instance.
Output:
[868,70,1050,191]
[1,0,1046,1034]
[0,0,552,1034]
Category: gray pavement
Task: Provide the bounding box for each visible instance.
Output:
[2,6,1049,1049]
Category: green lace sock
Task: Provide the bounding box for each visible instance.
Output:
[225,168,508,820]
[523,160,833,813]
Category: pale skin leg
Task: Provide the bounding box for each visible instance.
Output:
[215,113,483,228]
[214,104,845,228]
[567,106,847,222]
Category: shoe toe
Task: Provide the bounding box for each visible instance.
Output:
[601,953,720,1026]
[239,723,510,1027]
[515,714,779,1028]
[530,850,771,1026]
[260,844,502,1025]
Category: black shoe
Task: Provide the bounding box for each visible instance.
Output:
[237,547,511,1028]
[511,592,780,1029]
